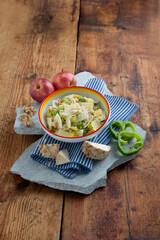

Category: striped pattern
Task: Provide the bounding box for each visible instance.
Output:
[31,78,138,178]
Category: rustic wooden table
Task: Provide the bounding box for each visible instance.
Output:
[0,0,160,239]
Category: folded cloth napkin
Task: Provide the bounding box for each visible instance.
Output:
[31,78,138,178]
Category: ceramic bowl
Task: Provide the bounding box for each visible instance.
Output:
[38,87,110,142]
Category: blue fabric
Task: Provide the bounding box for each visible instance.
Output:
[31,78,138,178]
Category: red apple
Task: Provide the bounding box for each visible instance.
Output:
[52,71,77,90]
[29,78,55,103]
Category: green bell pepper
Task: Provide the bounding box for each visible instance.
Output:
[109,120,136,142]
[79,98,86,102]
[117,131,144,156]
[70,126,78,131]
[77,122,84,129]
[51,110,59,116]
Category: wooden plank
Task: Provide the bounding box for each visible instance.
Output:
[62,0,160,239]
[0,0,80,239]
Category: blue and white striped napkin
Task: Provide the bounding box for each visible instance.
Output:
[31,78,138,178]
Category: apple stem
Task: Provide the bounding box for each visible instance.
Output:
[36,83,40,89]
[70,81,73,86]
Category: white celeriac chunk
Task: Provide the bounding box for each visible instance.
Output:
[62,103,82,117]
[81,102,94,112]
[71,103,82,113]
[94,109,102,117]
[47,106,53,112]
[77,129,83,136]
[61,104,70,117]
[77,112,88,122]
[56,149,70,165]
[54,114,62,129]
[98,110,107,121]
[91,119,102,130]
[52,100,58,109]
[66,116,71,128]
[82,141,111,160]
[46,117,53,129]
[55,129,70,137]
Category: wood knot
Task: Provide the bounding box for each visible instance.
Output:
[32,14,53,33]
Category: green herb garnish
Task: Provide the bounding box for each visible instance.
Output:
[58,106,64,110]
[77,122,84,129]
[71,116,77,123]
[65,100,71,105]
[61,117,65,124]
[79,98,86,102]
[83,127,89,135]
[94,102,100,108]
[88,123,93,130]
[51,110,59,116]
[70,126,78,131]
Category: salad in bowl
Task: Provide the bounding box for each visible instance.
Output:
[38,87,110,142]
[46,94,107,137]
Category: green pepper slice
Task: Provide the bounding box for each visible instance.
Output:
[109,120,136,142]
[77,122,84,129]
[51,110,59,116]
[58,106,64,110]
[71,116,77,123]
[79,98,86,102]
[70,126,78,131]
[117,131,144,156]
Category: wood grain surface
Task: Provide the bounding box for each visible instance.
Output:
[62,0,160,240]
[0,0,80,239]
[0,0,160,239]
